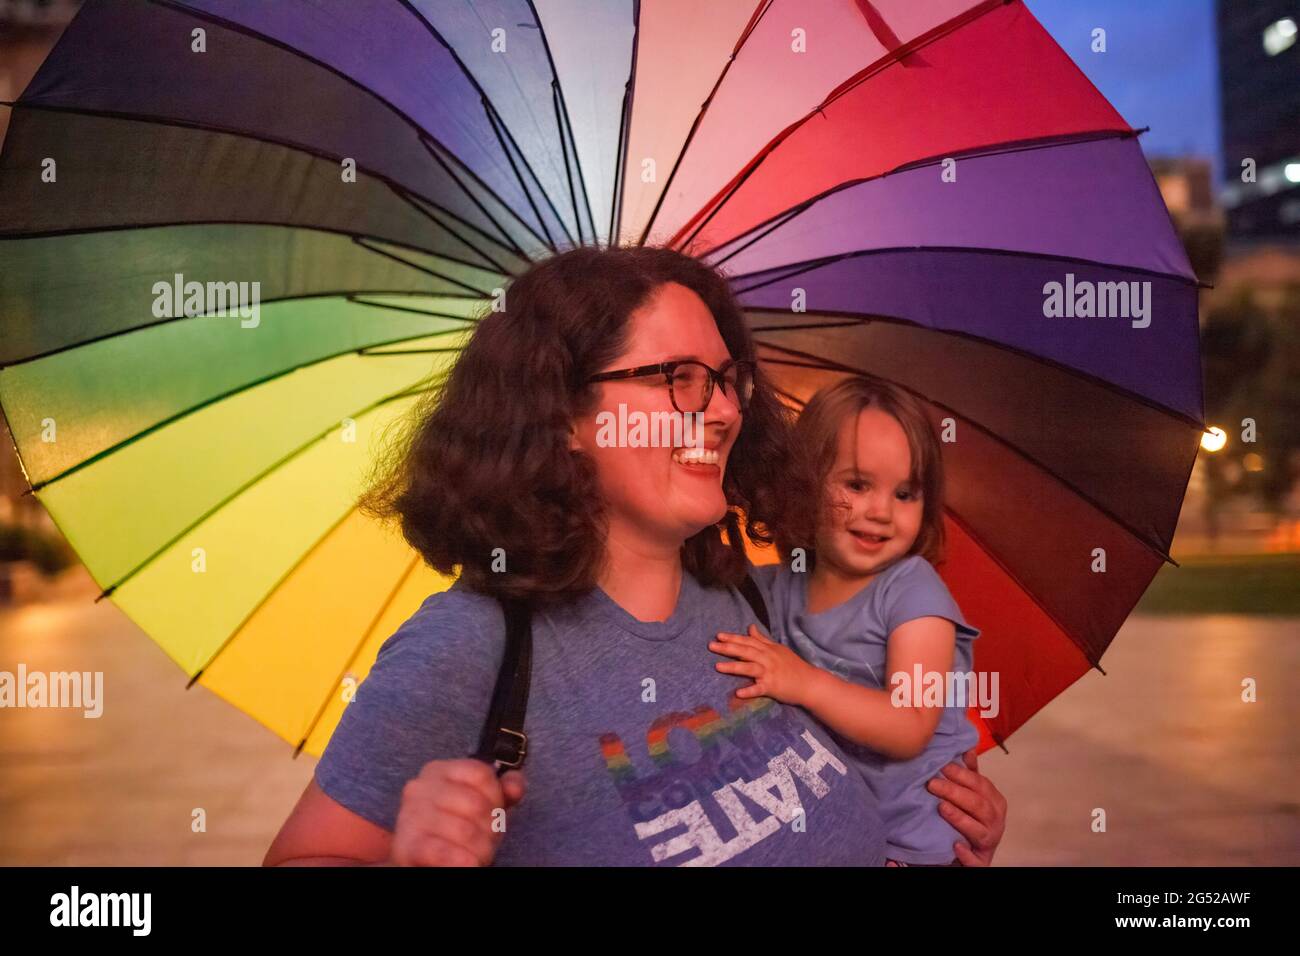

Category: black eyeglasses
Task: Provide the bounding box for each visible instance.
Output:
[587,359,756,414]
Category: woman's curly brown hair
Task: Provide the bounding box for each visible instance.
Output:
[356,245,795,606]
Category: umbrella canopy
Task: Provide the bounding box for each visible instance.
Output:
[0,0,1202,755]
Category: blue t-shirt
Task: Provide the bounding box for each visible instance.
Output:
[752,555,980,864]
[314,567,888,866]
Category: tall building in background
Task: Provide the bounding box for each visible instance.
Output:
[1151,157,1224,283]
[1217,1,1300,241]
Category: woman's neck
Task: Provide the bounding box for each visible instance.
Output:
[597,525,684,623]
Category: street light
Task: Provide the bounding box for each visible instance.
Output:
[1264,18,1297,57]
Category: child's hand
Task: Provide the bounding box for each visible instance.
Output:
[709,624,819,706]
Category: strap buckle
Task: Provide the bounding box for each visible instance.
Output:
[491,727,528,771]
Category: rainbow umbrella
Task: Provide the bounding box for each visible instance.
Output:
[0,0,1201,755]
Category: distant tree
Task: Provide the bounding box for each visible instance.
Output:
[1253,283,1300,512]
[1179,222,1224,285]
[1201,284,1300,515]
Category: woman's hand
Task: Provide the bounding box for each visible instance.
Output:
[926,747,1006,866]
[389,758,526,867]
[710,624,821,706]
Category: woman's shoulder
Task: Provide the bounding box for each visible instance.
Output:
[746,559,782,589]
[376,581,509,678]
[314,581,508,830]
[413,579,504,626]
[743,558,790,613]
[336,581,510,745]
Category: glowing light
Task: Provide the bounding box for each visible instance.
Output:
[1264,18,1297,56]
[1201,427,1227,453]
[1243,453,1264,472]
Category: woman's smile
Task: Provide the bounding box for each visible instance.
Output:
[670,446,720,468]
[670,439,723,476]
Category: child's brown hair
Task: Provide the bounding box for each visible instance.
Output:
[776,375,946,567]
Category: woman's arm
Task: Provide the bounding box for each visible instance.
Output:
[265,761,527,867]
[264,779,393,866]
[711,616,956,760]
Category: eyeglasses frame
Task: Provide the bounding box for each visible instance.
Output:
[585,358,756,414]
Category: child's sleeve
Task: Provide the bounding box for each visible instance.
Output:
[882,556,980,640]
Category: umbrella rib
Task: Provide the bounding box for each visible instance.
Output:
[93,382,437,604]
[609,0,641,246]
[21,320,468,494]
[357,347,466,357]
[663,0,1013,249]
[350,237,501,297]
[0,99,527,274]
[480,98,561,250]
[184,502,361,689]
[0,282,482,373]
[527,0,599,245]
[734,244,1202,295]
[985,727,1011,755]
[385,183,523,277]
[0,217,505,300]
[740,276,1206,433]
[141,0,536,252]
[444,0,589,246]
[701,203,806,267]
[754,340,1188,567]
[552,79,590,246]
[416,135,541,261]
[942,503,1108,683]
[747,319,868,333]
[393,0,576,251]
[0,398,33,494]
[293,553,426,757]
[687,129,1144,263]
[635,0,773,246]
[0,217,499,292]
[346,293,484,323]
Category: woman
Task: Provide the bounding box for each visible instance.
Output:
[264,246,1006,866]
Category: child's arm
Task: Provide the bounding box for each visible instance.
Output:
[711,617,956,761]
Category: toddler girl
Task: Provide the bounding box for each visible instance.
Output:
[712,376,980,865]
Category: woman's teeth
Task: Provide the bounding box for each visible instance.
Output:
[672,447,719,466]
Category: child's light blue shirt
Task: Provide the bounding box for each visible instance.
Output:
[752,555,981,864]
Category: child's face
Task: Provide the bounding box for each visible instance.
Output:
[816,406,924,578]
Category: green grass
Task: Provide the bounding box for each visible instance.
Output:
[1135,553,1300,615]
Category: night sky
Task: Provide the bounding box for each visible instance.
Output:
[1026,0,1222,180]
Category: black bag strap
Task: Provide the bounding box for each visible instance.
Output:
[473,575,768,775]
[473,597,532,775]
[738,573,770,631]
